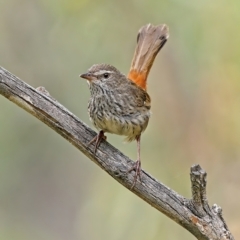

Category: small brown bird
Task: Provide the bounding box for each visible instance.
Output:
[80,24,169,188]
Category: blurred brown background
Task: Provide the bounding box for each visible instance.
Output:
[0,0,240,239]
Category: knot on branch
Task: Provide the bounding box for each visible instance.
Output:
[212,204,233,239]
[187,165,234,240]
[36,86,50,96]
[189,164,211,217]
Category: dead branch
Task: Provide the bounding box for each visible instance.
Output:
[0,66,234,240]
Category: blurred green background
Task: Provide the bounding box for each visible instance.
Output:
[1,0,240,239]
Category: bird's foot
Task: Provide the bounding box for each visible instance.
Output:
[87,130,106,153]
[128,160,142,189]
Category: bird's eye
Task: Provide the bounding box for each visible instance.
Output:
[103,73,110,79]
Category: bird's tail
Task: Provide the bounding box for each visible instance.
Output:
[128,24,169,90]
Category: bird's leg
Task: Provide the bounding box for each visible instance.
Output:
[128,135,142,189]
[87,130,106,153]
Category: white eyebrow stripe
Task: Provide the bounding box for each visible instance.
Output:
[95,70,112,75]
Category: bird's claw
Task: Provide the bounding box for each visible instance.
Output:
[87,130,106,153]
[128,160,142,189]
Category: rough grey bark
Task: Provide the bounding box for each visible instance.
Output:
[0,66,234,240]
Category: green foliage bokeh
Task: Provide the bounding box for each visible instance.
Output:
[0,0,240,239]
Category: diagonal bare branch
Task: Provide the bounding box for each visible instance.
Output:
[0,66,234,240]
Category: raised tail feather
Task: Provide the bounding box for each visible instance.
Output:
[128,24,169,90]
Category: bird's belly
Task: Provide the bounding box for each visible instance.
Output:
[90,112,150,142]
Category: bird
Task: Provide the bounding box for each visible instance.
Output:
[80,23,169,188]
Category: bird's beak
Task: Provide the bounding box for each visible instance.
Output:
[79,72,95,81]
